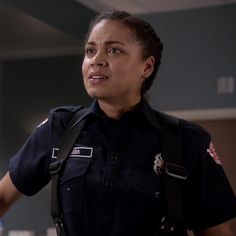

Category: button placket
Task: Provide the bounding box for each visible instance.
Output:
[96,150,121,232]
[105,181,113,187]
[110,154,119,161]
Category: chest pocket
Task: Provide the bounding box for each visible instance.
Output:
[128,170,163,200]
[60,157,91,214]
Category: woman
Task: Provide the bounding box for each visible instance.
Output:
[0,9,235,236]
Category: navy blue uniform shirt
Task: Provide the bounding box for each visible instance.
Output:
[9,99,236,236]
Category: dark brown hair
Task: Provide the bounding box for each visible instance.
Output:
[85,9,164,94]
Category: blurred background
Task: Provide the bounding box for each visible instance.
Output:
[0,0,235,235]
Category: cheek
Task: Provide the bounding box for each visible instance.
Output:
[81,59,88,77]
[81,62,88,88]
[110,62,131,77]
[113,63,142,80]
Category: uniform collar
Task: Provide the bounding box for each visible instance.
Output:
[132,98,162,131]
[89,99,162,131]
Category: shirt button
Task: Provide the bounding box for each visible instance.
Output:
[110,154,119,161]
[155,191,160,198]
[105,181,113,187]
[99,212,108,221]
[99,209,105,217]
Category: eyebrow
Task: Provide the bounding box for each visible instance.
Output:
[86,40,126,46]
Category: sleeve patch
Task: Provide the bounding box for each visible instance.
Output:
[207,142,222,165]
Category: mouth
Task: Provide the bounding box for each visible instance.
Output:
[88,75,109,83]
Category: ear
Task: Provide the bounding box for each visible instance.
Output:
[142,56,155,79]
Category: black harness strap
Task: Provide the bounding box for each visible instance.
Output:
[157,112,188,235]
[49,108,187,236]
[49,108,90,236]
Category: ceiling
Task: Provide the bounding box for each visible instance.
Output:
[0,1,83,60]
[0,0,236,60]
[0,0,95,60]
[75,0,236,14]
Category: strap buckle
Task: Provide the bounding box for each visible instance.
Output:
[54,217,66,236]
[165,163,187,180]
[159,217,177,233]
[49,161,63,175]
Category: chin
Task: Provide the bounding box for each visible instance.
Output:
[87,90,102,99]
[86,88,105,98]
[85,88,96,97]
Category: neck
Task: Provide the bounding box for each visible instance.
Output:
[98,97,141,120]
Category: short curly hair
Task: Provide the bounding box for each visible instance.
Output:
[85,9,164,95]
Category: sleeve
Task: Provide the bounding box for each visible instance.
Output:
[8,111,54,196]
[182,122,236,231]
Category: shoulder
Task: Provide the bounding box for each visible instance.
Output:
[36,105,84,138]
[50,105,84,118]
[153,110,211,156]
[179,118,210,146]
[47,105,84,126]
[154,110,210,143]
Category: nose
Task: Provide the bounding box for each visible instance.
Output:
[91,51,107,67]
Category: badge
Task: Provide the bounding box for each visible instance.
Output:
[153,153,164,175]
[70,146,93,158]
[51,146,93,159]
[207,142,221,165]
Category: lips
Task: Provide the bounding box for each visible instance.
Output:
[89,75,108,80]
[88,73,109,84]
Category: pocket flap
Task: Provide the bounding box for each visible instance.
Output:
[61,158,91,184]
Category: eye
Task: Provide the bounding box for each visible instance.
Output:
[85,47,96,56]
[107,47,122,55]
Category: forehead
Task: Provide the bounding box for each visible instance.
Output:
[87,20,136,44]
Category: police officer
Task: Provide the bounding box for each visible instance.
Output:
[0,9,235,236]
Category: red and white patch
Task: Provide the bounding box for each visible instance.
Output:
[207,142,221,165]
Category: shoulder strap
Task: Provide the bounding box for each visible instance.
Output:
[157,112,188,235]
[49,108,187,235]
[49,108,90,236]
